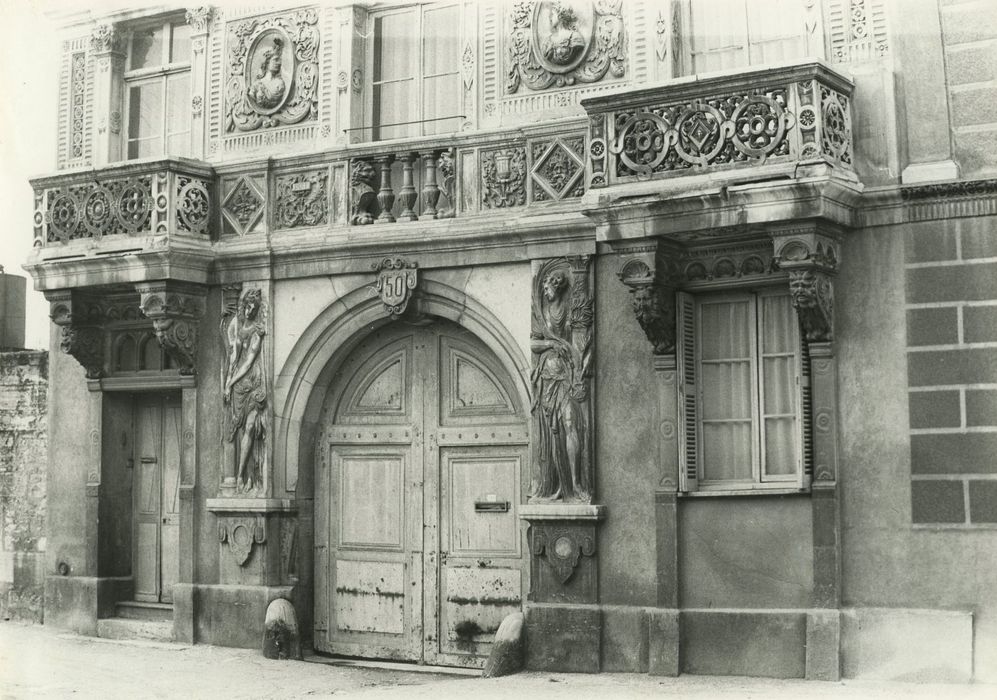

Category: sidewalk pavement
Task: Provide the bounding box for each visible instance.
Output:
[1,621,993,700]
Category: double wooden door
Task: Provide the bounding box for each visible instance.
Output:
[132,393,181,604]
[315,321,529,668]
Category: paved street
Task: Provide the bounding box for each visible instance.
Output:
[1,621,994,700]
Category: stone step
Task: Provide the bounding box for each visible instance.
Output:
[115,601,173,622]
[97,617,174,642]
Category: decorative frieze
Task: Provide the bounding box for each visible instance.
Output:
[225,9,320,133]
[583,61,855,187]
[274,170,328,229]
[506,0,626,94]
[482,147,527,208]
[530,256,594,504]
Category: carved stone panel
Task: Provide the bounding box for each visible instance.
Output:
[527,520,598,604]
[531,136,585,202]
[218,517,266,566]
[226,9,320,132]
[530,256,594,504]
[221,175,266,235]
[507,0,626,94]
[274,170,328,229]
[482,147,527,208]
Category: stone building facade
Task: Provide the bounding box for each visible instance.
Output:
[24,0,997,682]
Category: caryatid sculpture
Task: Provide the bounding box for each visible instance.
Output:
[222,288,269,493]
[530,258,594,503]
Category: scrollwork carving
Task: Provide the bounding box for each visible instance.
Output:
[47,291,105,379]
[507,0,626,94]
[226,10,320,132]
[482,147,527,208]
[530,256,594,504]
[274,171,328,229]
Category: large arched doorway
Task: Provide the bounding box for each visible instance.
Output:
[313,318,529,668]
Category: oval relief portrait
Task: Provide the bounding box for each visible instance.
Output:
[532,0,594,74]
[245,29,294,115]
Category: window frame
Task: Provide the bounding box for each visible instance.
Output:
[364,1,462,142]
[678,286,812,495]
[122,16,192,160]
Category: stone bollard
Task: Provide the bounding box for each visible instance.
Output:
[263,598,302,660]
[482,612,525,678]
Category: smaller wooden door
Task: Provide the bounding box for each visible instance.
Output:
[133,393,181,603]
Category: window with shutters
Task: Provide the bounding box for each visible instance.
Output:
[682,0,815,75]
[367,2,462,141]
[677,288,812,493]
[123,16,192,159]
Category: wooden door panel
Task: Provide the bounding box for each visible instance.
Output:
[334,559,406,634]
[133,401,161,602]
[338,454,405,550]
[439,336,520,426]
[440,566,522,657]
[445,452,521,556]
[336,337,414,424]
[160,398,181,602]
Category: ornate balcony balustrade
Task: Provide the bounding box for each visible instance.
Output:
[582,60,855,189]
[348,148,456,225]
[32,158,214,248]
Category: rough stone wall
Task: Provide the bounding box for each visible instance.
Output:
[0,350,48,622]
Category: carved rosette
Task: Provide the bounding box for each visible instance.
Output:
[482,147,527,208]
[507,0,626,94]
[274,170,328,229]
[530,525,595,584]
[772,230,841,343]
[136,282,207,375]
[372,257,418,318]
[225,9,320,132]
[46,291,106,379]
[530,256,594,504]
[617,258,675,355]
[218,518,266,567]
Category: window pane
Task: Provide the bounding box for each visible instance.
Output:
[690,0,748,72]
[422,74,460,133]
[374,12,416,82]
[702,361,752,420]
[170,22,191,63]
[700,299,751,360]
[703,422,752,481]
[423,5,459,76]
[760,293,798,477]
[764,417,796,476]
[166,73,190,155]
[130,26,165,70]
[373,80,416,140]
[746,0,806,64]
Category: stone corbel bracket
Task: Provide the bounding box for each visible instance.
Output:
[615,241,681,355]
[771,224,842,343]
[46,290,106,379]
[218,517,266,567]
[136,282,208,375]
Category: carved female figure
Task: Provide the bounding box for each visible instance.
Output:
[223,289,268,492]
[248,38,287,111]
[531,268,591,502]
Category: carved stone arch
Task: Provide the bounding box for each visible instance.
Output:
[273,279,531,498]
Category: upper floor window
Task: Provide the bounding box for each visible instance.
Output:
[125,17,191,159]
[685,0,810,74]
[368,2,461,141]
[678,288,811,493]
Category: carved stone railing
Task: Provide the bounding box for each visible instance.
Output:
[348,147,456,225]
[31,158,215,247]
[582,60,855,189]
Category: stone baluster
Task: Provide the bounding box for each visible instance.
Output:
[375,155,396,223]
[421,151,441,219]
[396,152,419,222]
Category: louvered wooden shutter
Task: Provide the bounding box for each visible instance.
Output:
[797,332,813,489]
[677,291,698,492]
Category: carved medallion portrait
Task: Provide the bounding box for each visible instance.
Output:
[534,0,593,73]
[245,30,293,115]
[226,10,320,132]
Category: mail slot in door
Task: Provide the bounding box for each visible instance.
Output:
[474,494,509,513]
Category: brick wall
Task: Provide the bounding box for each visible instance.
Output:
[906,217,997,525]
[0,350,48,622]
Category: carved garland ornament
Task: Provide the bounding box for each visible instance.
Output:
[507,0,626,94]
[226,9,320,132]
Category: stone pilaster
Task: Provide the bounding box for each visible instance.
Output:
[89,23,126,166]
[186,7,213,160]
